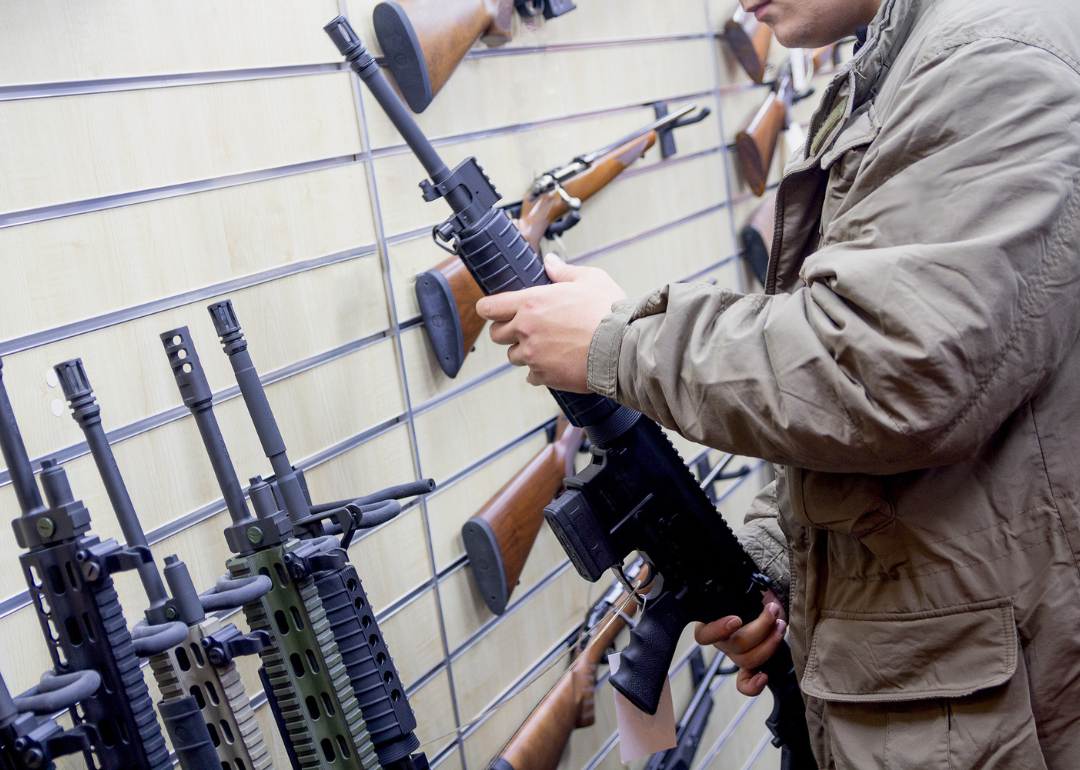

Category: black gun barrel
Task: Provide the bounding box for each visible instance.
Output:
[160,328,255,528]
[0,359,45,516]
[53,359,171,613]
[206,301,314,528]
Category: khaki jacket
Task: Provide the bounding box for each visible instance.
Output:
[586,0,1080,766]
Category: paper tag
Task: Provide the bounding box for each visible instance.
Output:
[608,652,677,763]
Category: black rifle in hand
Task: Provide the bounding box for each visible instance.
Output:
[0,358,172,770]
[0,666,97,770]
[53,359,273,770]
[324,17,815,769]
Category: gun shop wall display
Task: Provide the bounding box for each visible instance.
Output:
[0,2,845,770]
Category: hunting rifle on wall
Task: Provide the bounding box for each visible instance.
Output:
[735,46,838,197]
[373,0,576,114]
[740,189,778,287]
[416,104,710,378]
[724,8,772,84]
[325,17,815,768]
[54,358,274,770]
[462,416,585,615]
[0,357,172,770]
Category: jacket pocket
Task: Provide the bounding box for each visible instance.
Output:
[802,598,1018,703]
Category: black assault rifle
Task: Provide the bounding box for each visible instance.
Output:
[324,17,815,770]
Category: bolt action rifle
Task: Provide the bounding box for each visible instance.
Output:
[416,103,710,377]
[462,416,584,615]
[53,359,274,770]
[373,0,576,114]
[724,8,772,84]
[0,357,172,770]
[735,46,838,198]
[325,18,815,769]
[0,666,98,770]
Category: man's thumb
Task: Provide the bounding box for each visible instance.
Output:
[544,253,583,283]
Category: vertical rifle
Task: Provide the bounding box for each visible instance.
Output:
[161,326,378,770]
[53,358,273,770]
[325,18,815,768]
[0,357,171,770]
[724,8,772,84]
[416,104,709,377]
[373,0,575,113]
[740,188,778,287]
[462,417,584,615]
[0,667,96,770]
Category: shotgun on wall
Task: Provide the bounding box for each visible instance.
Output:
[462,416,584,615]
[740,188,778,287]
[735,46,838,197]
[373,0,576,114]
[0,357,172,770]
[53,358,274,770]
[416,104,709,378]
[324,17,815,768]
[724,7,772,84]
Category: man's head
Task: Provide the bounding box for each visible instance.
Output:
[742,0,881,49]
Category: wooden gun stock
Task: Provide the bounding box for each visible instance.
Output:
[734,91,787,197]
[462,418,585,615]
[374,0,514,112]
[416,132,658,377]
[494,595,639,770]
[740,187,778,286]
[724,8,773,84]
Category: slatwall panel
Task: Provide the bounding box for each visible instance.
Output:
[0,0,844,768]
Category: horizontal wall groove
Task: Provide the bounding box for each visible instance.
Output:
[0,242,380,357]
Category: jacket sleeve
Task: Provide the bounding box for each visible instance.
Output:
[588,39,1080,474]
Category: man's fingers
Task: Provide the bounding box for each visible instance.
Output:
[476,291,524,322]
[728,619,786,670]
[707,603,780,655]
[544,253,587,283]
[506,343,526,368]
[488,320,518,346]
[736,668,769,697]
[695,616,743,646]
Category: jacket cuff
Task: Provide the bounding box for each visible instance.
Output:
[586,289,670,398]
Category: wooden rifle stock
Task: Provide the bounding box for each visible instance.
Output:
[374,0,514,112]
[740,187,778,286]
[724,8,772,84]
[734,91,787,198]
[494,593,640,770]
[462,418,585,614]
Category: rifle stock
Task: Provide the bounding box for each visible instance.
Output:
[493,591,639,770]
[462,418,585,615]
[740,187,778,287]
[724,8,772,84]
[734,92,787,197]
[374,0,514,113]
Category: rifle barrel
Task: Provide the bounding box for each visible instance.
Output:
[0,358,45,516]
[578,103,696,166]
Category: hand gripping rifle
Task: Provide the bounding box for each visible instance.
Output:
[415,103,710,378]
[373,0,576,114]
[462,416,584,615]
[0,666,98,770]
[53,359,274,770]
[324,18,815,769]
[0,357,172,770]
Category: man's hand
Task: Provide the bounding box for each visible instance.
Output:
[695,590,787,697]
[475,254,627,392]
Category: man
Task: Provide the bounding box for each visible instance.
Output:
[474,0,1080,767]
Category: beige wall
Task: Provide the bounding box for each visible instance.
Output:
[0,1,841,768]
